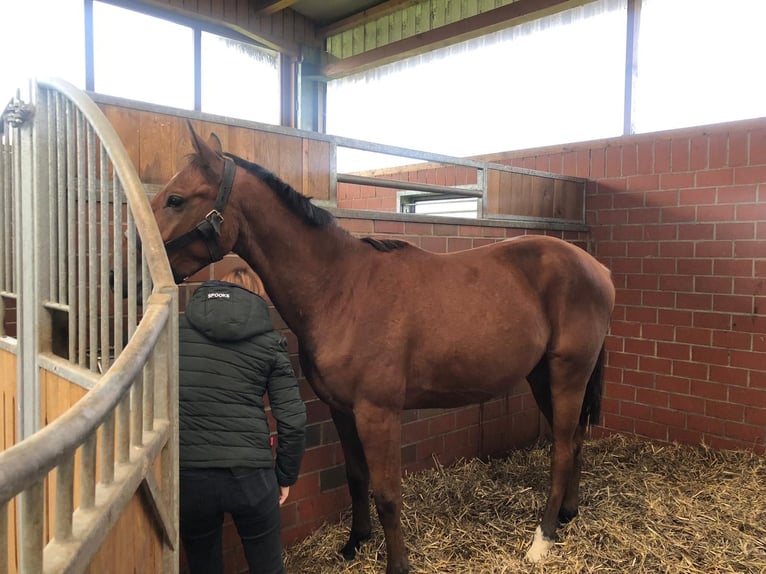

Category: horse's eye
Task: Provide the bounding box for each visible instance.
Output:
[166,195,185,209]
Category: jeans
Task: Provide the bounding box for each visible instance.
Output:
[180,467,284,574]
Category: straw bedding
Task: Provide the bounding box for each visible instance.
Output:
[284,434,766,573]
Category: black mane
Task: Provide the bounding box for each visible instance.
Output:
[224,152,335,228]
[360,237,411,252]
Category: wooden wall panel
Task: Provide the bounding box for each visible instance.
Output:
[99,104,326,202]
[1,349,16,452]
[485,168,583,220]
[1,349,17,574]
[84,492,164,574]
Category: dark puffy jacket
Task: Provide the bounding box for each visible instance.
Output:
[179,280,306,486]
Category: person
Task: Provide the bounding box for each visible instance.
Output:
[178,265,306,574]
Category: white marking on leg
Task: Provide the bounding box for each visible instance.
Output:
[525,526,554,563]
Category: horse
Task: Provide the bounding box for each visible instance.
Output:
[151,122,615,573]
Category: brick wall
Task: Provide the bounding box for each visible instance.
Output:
[482,117,766,454]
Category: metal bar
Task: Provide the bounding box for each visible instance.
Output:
[0,119,9,293]
[337,173,483,198]
[54,455,75,542]
[126,208,137,340]
[88,124,98,372]
[117,394,130,464]
[19,480,44,574]
[112,177,123,358]
[131,376,144,447]
[56,93,67,305]
[67,100,77,362]
[47,92,58,301]
[80,432,97,509]
[100,413,115,485]
[624,0,641,136]
[77,111,87,368]
[100,147,110,373]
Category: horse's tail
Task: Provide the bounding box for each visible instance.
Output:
[579,345,605,427]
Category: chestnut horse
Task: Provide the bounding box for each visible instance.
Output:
[153,124,615,573]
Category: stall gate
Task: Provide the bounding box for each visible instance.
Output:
[0,78,179,573]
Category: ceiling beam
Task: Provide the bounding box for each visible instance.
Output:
[322,0,588,78]
[249,0,301,17]
[318,0,421,37]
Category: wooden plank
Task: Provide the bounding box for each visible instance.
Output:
[303,139,330,201]
[226,126,256,162]
[277,135,304,193]
[365,20,377,52]
[138,113,178,186]
[99,105,141,176]
[485,168,501,214]
[249,0,300,16]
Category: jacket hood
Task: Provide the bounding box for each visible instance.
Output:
[184,280,274,342]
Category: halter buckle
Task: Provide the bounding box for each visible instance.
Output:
[205,209,224,235]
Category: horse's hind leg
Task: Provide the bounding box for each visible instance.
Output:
[525,357,591,563]
[330,407,372,560]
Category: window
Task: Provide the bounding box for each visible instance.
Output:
[89,1,281,123]
[201,32,280,124]
[634,0,766,133]
[327,0,627,163]
[93,2,194,109]
[399,193,479,219]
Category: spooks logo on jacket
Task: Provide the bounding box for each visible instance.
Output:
[207,292,230,299]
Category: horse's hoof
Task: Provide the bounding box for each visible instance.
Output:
[340,542,357,560]
[340,532,371,560]
[558,507,579,524]
[524,526,554,563]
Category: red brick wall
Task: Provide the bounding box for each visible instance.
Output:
[482,117,766,454]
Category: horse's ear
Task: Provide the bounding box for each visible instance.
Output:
[207,133,223,154]
[187,120,223,171]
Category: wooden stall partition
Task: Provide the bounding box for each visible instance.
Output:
[97,102,332,201]
[1,349,16,453]
[485,167,584,221]
[1,349,17,574]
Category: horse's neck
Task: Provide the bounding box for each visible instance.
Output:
[232,189,357,339]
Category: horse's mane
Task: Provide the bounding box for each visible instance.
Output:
[360,237,411,252]
[210,153,411,253]
[222,152,335,228]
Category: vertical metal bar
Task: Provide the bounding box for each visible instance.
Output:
[100,413,115,485]
[88,124,98,372]
[47,92,58,301]
[117,393,130,464]
[144,349,155,432]
[80,432,97,509]
[126,208,137,339]
[624,0,641,136]
[100,146,110,373]
[67,100,77,362]
[131,376,144,447]
[0,118,8,293]
[56,93,67,305]
[477,167,486,219]
[112,177,123,359]
[77,111,87,368]
[19,480,44,574]
[54,455,75,542]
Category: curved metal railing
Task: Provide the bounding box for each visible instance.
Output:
[0,78,178,574]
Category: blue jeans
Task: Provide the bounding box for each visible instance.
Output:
[180,467,284,574]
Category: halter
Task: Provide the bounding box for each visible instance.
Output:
[163,156,236,276]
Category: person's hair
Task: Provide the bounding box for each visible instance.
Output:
[221,266,265,297]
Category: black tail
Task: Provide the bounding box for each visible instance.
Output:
[580,346,605,427]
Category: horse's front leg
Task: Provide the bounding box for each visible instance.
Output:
[354,399,409,574]
[330,407,372,559]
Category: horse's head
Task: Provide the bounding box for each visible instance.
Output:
[151,122,240,283]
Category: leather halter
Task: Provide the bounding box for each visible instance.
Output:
[163,156,236,278]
